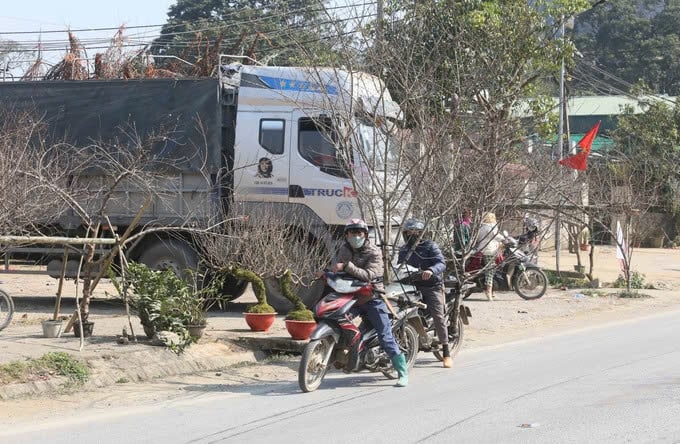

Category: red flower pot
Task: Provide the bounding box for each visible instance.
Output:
[284,320,317,340]
[244,313,277,332]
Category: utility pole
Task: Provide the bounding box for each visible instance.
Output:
[376,0,384,47]
[555,17,566,273]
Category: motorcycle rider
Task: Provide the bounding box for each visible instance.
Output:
[397,218,453,368]
[331,218,409,387]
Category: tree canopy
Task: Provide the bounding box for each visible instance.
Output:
[151,0,345,73]
[573,0,680,96]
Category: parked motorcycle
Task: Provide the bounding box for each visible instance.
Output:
[387,265,473,363]
[298,272,421,393]
[464,232,548,300]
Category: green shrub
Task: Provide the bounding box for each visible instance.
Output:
[613,271,646,289]
[617,290,650,298]
[125,262,222,351]
[544,270,590,288]
[582,289,606,297]
[0,352,89,385]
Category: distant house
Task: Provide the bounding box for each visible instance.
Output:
[559,95,676,154]
[518,94,677,153]
[518,95,678,248]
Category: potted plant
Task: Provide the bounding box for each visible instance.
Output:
[231,267,277,331]
[280,270,316,340]
[183,271,224,341]
[125,262,194,351]
[185,299,209,340]
[579,227,591,251]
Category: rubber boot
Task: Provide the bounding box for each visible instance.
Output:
[390,353,409,387]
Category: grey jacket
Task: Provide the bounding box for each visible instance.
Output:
[332,239,384,293]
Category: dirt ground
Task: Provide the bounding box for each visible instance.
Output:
[1,246,679,425]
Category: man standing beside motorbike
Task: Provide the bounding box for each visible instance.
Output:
[397,218,453,369]
[331,218,409,387]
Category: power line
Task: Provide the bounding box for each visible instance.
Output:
[0,23,163,35]
[0,1,377,37]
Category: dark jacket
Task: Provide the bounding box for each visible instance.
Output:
[398,240,447,287]
[333,238,384,293]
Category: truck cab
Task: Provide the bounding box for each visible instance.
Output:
[221,62,402,241]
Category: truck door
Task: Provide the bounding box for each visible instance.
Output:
[289,111,359,226]
[233,111,291,204]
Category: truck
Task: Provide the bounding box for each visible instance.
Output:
[0,59,401,307]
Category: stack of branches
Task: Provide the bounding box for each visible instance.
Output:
[93,26,148,80]
[44,32,89,80]
[143,52,182,79]
[20,46,48,81]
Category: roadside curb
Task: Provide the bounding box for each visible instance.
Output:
[0,340,265,401]
[236,336,308,354]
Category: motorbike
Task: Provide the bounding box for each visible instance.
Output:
[298,272,421,393]
[387,264,473,363]
[464,232,548,300]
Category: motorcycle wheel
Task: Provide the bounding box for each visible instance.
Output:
[382,323,419,380]
[514,268,548,300]
[298,337,335,393]
[433,315,464,362]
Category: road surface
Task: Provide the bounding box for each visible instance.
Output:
[3,310,680,443]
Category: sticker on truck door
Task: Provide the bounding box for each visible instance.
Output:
[255,157,273,178]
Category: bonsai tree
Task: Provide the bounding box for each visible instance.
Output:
[230,267,275,314]
[280,269,314,321]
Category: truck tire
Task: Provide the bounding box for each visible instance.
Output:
[138,239,199,278]
[138,239,247,304]
[264,277,325,313]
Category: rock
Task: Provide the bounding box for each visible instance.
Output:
[151,331,182,347]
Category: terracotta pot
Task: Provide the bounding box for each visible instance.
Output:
[244,313,277,332]
[579,244,590,251]
[284,320,316,340]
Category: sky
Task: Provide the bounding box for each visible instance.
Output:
[0,0,176,73]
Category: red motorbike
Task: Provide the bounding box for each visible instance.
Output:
[464,234,548,300]
[298,272,420,393]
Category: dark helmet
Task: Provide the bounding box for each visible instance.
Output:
[344,218,369,235]
[403,218,425,232]
[524,217,538,232]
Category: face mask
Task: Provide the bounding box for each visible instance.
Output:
[403,232,419,245]
[348,235,365,249]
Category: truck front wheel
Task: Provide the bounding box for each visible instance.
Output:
[137,239,247,303]
[138,239,199,277]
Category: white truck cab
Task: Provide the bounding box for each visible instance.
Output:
[221,62,401,230]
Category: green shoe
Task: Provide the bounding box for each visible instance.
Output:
[390,353,409,387]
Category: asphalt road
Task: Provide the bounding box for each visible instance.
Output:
[4,310,680,443]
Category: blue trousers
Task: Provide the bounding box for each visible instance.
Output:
[350,298,401,357]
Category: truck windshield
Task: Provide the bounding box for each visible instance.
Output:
[357,118,398,171]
